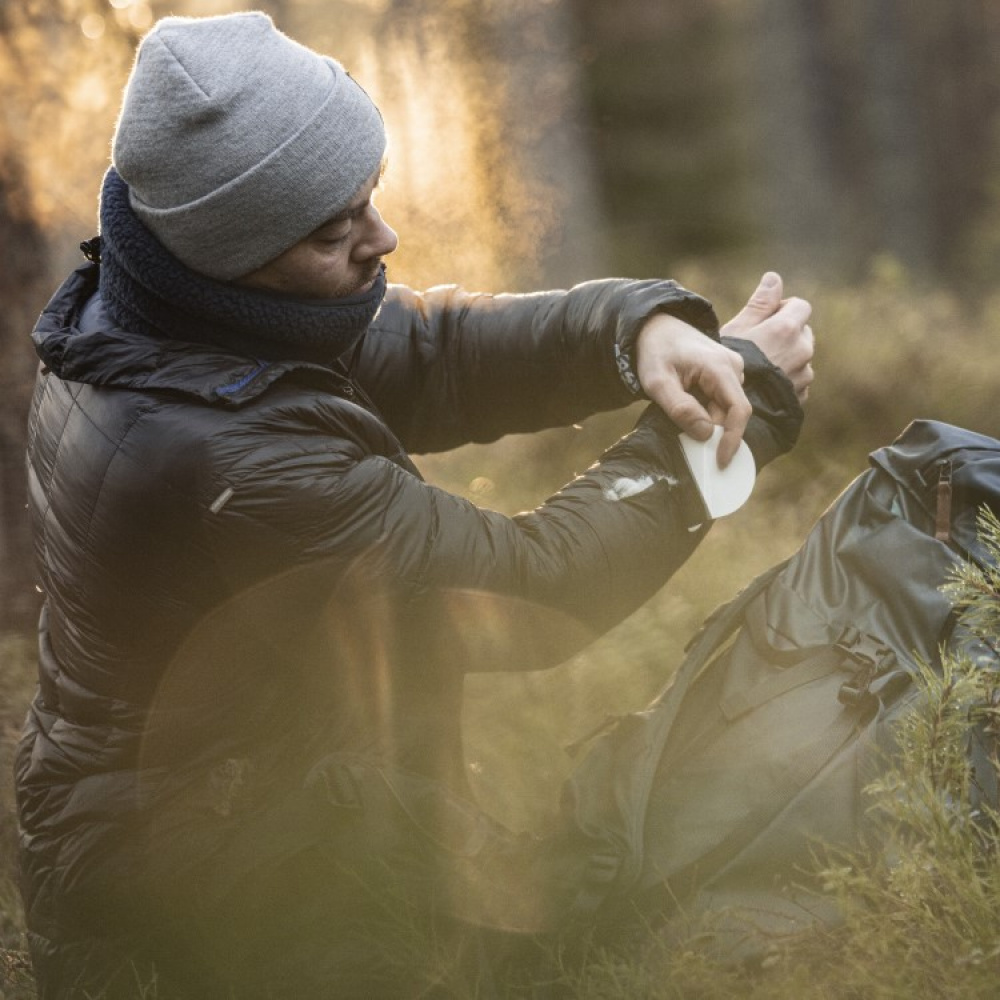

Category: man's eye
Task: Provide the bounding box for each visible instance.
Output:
[317,232,349,247]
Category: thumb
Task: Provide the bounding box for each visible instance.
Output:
[744,271,783,318]
[722,271,783,337]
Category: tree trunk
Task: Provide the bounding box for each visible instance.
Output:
[485,0,606,286]
[281,0,605,291]
[0,159,47,634]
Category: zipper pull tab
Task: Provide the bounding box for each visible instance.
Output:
[934,458,953,543]
[79,235,102,263]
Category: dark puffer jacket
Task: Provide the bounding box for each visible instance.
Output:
[17,261,797,996]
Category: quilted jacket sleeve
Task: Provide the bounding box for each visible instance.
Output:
[353,278,720,453]
[207,401,709,639]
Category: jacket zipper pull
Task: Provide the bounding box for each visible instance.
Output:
[79,235,102,263]
[934,458,953,544]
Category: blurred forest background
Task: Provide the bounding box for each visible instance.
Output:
[1,0,1000,636]
[3,0,1000,994]
[3,0,1000,827]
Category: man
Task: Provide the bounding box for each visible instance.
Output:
[16,12,813,999]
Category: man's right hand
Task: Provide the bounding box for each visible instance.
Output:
[634,313,752,468]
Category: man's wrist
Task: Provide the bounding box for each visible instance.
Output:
[611,282,721,398]
[720,336,804,468]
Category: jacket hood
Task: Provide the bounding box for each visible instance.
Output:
[32,263,341,408]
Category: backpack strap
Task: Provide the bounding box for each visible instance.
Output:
[677,561,792,677]
[718,646,848,721]
[722,627,898,720]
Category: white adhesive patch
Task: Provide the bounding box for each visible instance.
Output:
[678,425,756,519]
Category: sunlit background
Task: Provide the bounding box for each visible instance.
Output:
[3,0,1000,826]
[8,0,1000,287]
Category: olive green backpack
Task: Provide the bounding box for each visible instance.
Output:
[561,420,1000,954]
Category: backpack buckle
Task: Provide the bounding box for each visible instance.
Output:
[835,628,895,706]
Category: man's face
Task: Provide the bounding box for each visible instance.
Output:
[237,167,397,300]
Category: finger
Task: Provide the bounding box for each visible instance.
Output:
[797,360,815,399]
[704,351,751,467]
[646,374,715,442]
[756,298,812,351]
[774,295,812,328]
[792,320,816,371]
[688,358,751,467]
[748,304,815,376]
[716,393,753,468]
[802,324,815,361]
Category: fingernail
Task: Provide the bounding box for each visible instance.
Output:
[762,272,779,288]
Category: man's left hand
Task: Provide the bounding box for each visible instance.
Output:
[721,272,814,401]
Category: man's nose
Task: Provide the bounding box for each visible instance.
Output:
[357,208,398,260]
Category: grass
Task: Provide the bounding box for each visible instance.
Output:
[3,264,1000,996]
[0,635,40,999]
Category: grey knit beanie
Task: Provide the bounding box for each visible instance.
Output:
[111,12,386,281]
